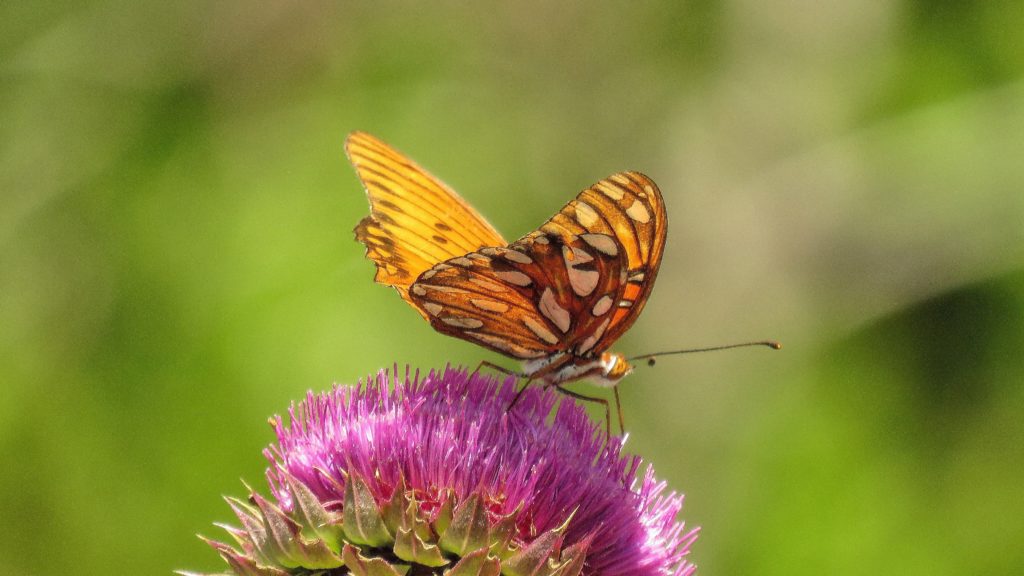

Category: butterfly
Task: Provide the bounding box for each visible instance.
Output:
[346,131,667,431]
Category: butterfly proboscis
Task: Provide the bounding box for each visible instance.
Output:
[494,339,781,434]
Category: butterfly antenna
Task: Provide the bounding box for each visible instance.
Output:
[628,340,781,366]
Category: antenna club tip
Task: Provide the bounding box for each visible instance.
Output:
[767,341,782,350]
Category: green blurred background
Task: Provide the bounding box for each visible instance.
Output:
[2,2,1023,575]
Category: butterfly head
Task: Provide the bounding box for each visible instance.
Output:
[595,351,633,387]
[532,351,634,389]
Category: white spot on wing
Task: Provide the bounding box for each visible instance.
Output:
[563,245,599,297]
[580,233,619,257]
[567,266,598,297]
[592,295,613,316]
[470,299,510,313]
[441,317,484,329]
[538,288,571,333]
[503,250,534,264]
[577,317,611,354]
[416,284,471,294]
[626,200,651,223]
[466,331,545,359]
[494,270,532,287]
[470,277,508,293]
[424,302,443,316]
[564,244,594,264]
[465,331,511,352]
[597,181,625,200]
[522,316,559,345]
[574,201,600,227]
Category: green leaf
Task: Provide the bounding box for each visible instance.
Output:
[380,476,408,536]
[433,490,455,536]
[503,513,573,576]
[203,537,289,576]
[225,496,272,565]
[342,544,407,576]
[403,498,435,543]
[215,522,252,551]
[226,485,345,571]
[443,548,500,576]
[283,471,344,552]
[551,534,592,576]
[438,493,489,557]
[394,526,450,567]
[487,511,518,560]
[249,492,305,568]
[343,473,393,547]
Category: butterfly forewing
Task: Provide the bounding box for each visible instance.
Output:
[406,172,665,360]
[346,131,507,311]
[408,232,627,360]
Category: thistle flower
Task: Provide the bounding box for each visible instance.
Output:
[186,366,698,576]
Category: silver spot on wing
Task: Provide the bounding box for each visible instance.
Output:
[580,233,619,257]
[625,199,651,223]
[493,270,532,287]
[591,294,613,316]
[538,287,571,333]
[470,299,510,313]
[577,317,611,355]
[441,317,484,329]
[522,316,559,345]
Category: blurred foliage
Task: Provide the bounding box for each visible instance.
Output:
[1,2,1022,575]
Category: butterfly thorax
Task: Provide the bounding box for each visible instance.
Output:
[524,351,633,388]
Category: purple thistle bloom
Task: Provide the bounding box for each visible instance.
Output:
[191,366,698,576]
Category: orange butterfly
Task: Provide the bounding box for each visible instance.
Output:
[347,132,774,431]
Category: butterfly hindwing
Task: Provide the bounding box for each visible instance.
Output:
[531,172,667,355]
[407,172,665,359]
[408,233,627,360]
[346,132,507,310]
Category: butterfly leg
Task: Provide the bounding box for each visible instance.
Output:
[474,361,529,410]
[612,385,625,436]
[505,377,538,413]
[553,385,617,437]
[472,360,526,379]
